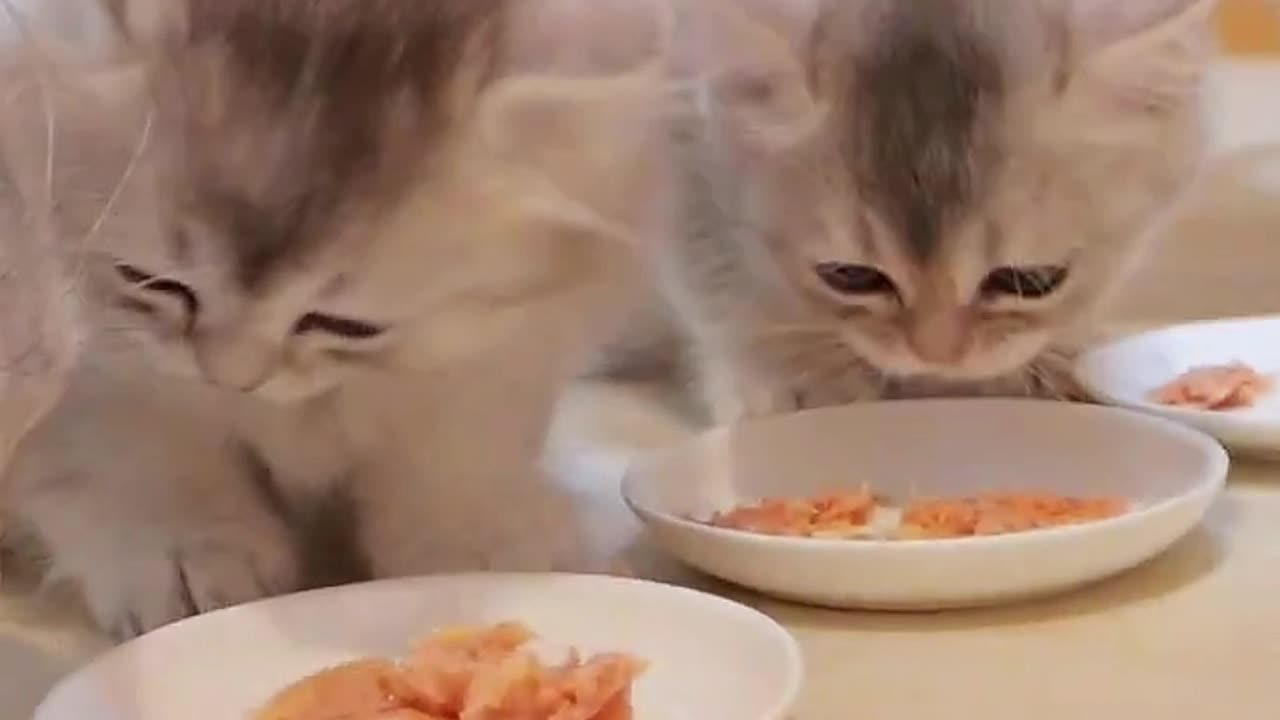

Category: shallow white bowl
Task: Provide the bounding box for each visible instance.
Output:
[34,574,802,720]
[623,399,1227,610]
[1075,315,1280,455]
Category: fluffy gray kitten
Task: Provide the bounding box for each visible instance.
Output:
[606,0,1213,424]
[2,0,669,638]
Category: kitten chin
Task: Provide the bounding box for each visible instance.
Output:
[3,0,670,638]
[595,0,1211,425]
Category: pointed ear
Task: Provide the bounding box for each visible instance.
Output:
[684,0,826,154]
[475,0,673,245]
[99,0,187,53]
[1072,0,1216,111]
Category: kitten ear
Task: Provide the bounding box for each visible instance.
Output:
[685,0,825,153]
[477,0,673,246]
[1072,0,1216,110]
[100,0,187,52]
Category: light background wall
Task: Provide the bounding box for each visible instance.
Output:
[1110,0,1280,325]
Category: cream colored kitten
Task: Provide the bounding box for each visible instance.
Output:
[3,0,669,638]
[606,0,1213,423]
[0,6,85,511]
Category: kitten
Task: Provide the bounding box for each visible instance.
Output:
[608,0,1213,424]
[2,0,669,638]
[0,7,84,492]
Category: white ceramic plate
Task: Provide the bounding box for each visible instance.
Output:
[1075,315,1280,455]
[34,574,802,720]
[623,399,1227,610]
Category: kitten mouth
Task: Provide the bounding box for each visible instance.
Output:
[885,365,998,385]
[872,349,1043,386]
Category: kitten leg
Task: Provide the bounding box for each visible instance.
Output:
[354,454,589,578]
[693,341,801,424]
[694,343,890,422]
[347,347,596,578]
[9,370,298,638]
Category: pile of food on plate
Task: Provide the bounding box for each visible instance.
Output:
[704,487,1129,540]
[256,622,644,720]
[1151,362,1272,410]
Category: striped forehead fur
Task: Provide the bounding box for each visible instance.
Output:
[815,2,1010,262]
[148,0,508,289]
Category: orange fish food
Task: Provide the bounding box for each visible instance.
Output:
[898,493,1128,539]
[256,623,644,720]
[1151,362,1272,410]
[706,488,878,538]
[708,490,1128,540]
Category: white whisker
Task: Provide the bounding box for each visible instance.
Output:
[73,111,153,278]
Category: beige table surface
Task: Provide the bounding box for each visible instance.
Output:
[3,62,1280,720]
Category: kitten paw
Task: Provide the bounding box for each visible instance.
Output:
[482,505,601,574]
[77,531,298,640]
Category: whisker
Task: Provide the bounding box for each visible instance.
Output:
[0,0,56,211]
[745,322,841,343]
[72,110,154,278]
[1027,364,1068,402]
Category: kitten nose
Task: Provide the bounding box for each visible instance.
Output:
[908,312,970,365]
[193,329,277,392]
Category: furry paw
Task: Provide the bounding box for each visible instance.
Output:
[702,373,800,425]
[480,495,602,574]
[74,529,299,640]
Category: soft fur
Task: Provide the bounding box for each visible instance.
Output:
[0,3,84,503]
[602,0,1214,423]
[2,0,670,638]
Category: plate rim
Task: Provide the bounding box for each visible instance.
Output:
[622,397,1229,552]
[35,573,806,720]
[1074,315,1280,435]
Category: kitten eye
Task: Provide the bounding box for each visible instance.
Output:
[814,262,898,297]
[114,262,200,317]
[294,313,386,340]
[980,265,1069,300]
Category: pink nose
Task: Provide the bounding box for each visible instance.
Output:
[193,328,277,392]
[908,312,970,365]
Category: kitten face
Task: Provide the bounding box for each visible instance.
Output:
[85,0,666,401]
[702,0,1210,381]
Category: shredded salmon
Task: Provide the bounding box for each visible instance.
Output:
[1152,362,1272,410]
[707,488,876,538]
[706,489,1127,540]
[255,623,644,720]
[900,493,1129,539]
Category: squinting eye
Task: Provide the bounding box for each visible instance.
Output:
[114,262,200,317]
[814,262,898,297]
[294,313,386,340]
[980,265,1069,300]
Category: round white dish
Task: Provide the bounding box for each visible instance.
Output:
[34,574,802,720]
[623,399,1227,610]
[1075,315,1280,455]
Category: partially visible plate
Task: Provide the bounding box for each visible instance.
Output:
[624,399,1227,610]
[1076,315,1280,455]
[34,574,802,720]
